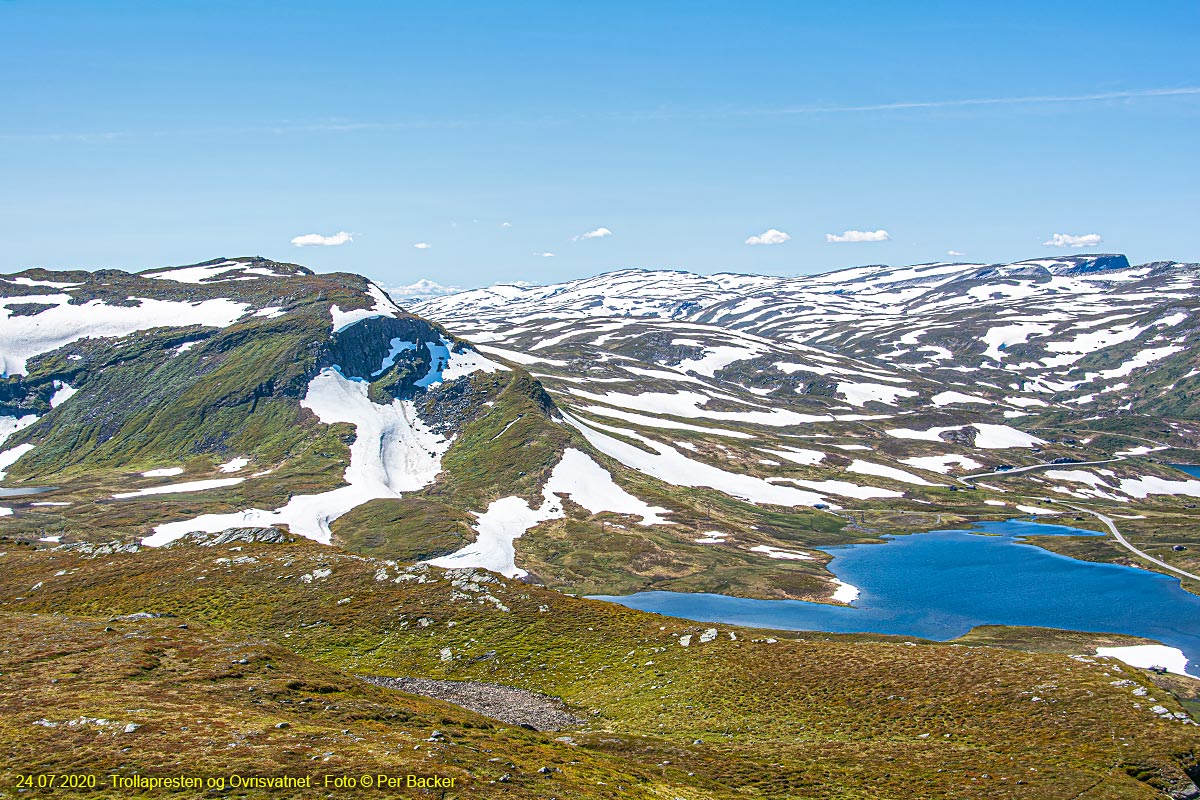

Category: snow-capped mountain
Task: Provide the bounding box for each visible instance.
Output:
[416,254,1200,415]
[2,254,1199,602]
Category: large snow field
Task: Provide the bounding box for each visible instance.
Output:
[836,382,918,407]
[0,295,250,376]
[1095,645,1196,678]
[4,277,81,289]
[1117,475,1200,499]
[674,342,769,377]
[411,338,509,387]
[0,443,35,480]
[427,496,562,578]
[580,405,754,439]
[144,368,451,546]
[847,459,940,486]
[143,261,290,284]
[1042,469,1112,488]
[112,477,246,499]
[141,467,184,477]
[541,448,672,525]
[886,423,1045,449]
[759,447,826,466]
[930,391,990,407]
[427,448,671,577]
[900,455,983,474]
[569,388,835,426]
[980,323,1053,361]
[749,544,814,561]
[476,343,569,366]
[0,414,38,446]
[563,414,888,507]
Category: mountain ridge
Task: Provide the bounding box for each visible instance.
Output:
[0,254,1198,604]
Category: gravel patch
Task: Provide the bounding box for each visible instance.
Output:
[362,675,584,731]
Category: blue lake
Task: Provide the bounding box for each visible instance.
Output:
[595,519,1200,674]
[1173,464,1200,479]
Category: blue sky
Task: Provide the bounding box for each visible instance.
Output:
[2,1,1198,290]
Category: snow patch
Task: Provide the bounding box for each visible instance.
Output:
[899,455,983,474]
[113,478,245,499]
[0,296,250,376]
[49,381,76,408]
[1015,504,1059,515]
[886,424,1045,449]
[1117,476,1200,499]
[847,460,939,486]
[1095,645,1196,678]
[564,414,845,509]
[837,382,918,407]
[142,467,184,478]
[749,544,814,561]
[144,368,451,546]
[831,579,859,604]
[427,448,667,577]
[329,283,402,333]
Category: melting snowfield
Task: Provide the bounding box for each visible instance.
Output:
[144,368,450,546]
[0,295,249,376]
[564,413,843,508]
[427,448,671,577]
[113,478,245,499]
[1095,645,1197,678]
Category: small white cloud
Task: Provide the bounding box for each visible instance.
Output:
[291,231,353,247]
[1043,232,1102,248]
[948,250,966,256]
[533,251,556,258]
[744,228,791,246]
[413,242,432,249]
[500,222,512,228]
[574,227,612,241]
[825,229,890,243]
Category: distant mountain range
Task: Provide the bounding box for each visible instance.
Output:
[2,253,1198,600]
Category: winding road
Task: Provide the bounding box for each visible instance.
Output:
[956,456,1125,485]
[1061,504,1200,584]
[955,457,1199,585]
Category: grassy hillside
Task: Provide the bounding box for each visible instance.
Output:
[1,537,1197,799]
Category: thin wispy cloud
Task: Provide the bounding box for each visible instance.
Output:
[744,229,791,246]
[826,229,890,243]
[533,251,556,257]
[413,242,432,249]
[9,86,1199,142]
[500,222,512,228]
[1044,232,1102,248]
[291,231,353,247]
[948,250,966,256]
[573,227,612,241]
[756,87,1200,118]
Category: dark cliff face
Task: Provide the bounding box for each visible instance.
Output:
[324,315,450,397]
